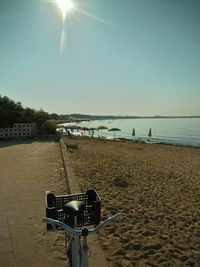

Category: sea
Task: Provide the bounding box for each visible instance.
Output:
[62,118,200,148]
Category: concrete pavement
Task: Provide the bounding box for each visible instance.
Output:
[0,140,67,267]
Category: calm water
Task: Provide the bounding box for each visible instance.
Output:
[64,118,200,147]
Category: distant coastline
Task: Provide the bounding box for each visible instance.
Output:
[49,114,200,124]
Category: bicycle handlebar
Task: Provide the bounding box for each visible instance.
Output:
[43,213,121,236]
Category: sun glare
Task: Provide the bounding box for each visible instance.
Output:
[56,0,73,20]
[49,0,112,54]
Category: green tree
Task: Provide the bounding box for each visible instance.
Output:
[34,109,50,133]
[22,108,37,123]
[0,95,24,127]
[0,95,56,134]
[49,113,59,120]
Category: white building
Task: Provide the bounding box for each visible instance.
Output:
[0,123,37,138]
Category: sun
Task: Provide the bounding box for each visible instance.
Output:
[57,0,73,12]
[56,0,73,20]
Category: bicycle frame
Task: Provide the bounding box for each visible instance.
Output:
[43,213,120,267]
[71,215,81,267]
[69,231,89,267]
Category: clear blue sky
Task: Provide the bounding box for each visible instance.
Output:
[0,0,200,116]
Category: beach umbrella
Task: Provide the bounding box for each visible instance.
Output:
[65,125,81,134]
[97,125,108,138]
[66,125,81,130]
[132,128,135,137]
[80,126,90,136]
[97,125,108,130]
[148,128,152,137]
[108,128,121,139]
[81,127,90,131]
[89,127,96,137]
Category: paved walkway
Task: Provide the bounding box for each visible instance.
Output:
[0,140,67,267]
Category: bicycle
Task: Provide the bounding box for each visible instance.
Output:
[43,189,120,267]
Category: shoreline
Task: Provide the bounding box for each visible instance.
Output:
[58,117,200,148]
[64,133,200,149]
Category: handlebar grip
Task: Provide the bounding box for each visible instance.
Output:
[43,213,121,236]
[43,218,82,234]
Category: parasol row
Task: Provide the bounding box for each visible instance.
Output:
[63,124,152,139]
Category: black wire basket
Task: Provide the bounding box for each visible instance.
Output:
[45,189,101,230]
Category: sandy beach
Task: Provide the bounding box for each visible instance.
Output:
[65,136,200,267]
